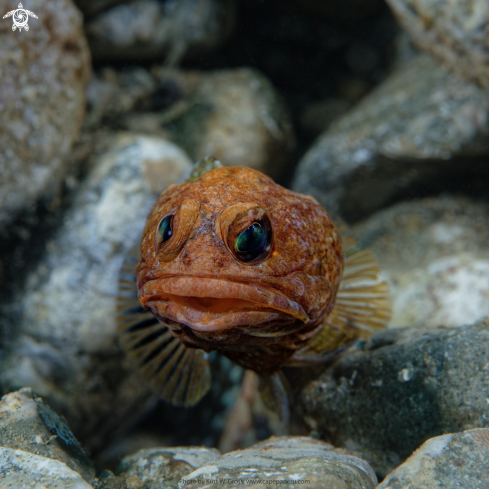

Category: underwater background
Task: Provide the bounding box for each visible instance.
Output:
[1,0,489,487]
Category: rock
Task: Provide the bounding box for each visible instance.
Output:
[166,68,293,181]
[378,428,489,488]
[350,196,489,329]
[0,0,91,230]
[0,133,193,453]
[385,0,489,89]
[0,388,95,483]
[86,0,236,62]
[86,67,293,181]
[93,353,245,469]
[117,446,220,488]
[298,319,489,478]
[292,54,489,222]
[181,436,377,489]
[0,448,93,489]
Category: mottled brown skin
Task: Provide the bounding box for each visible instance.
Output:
[137,167,343,376]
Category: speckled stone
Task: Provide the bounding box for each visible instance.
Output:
[385,0,489,88]
[116,447,221,489]
[0,133,193,453]
[86,0,236,61]
[0,448,93,489]
[350,196,489,328]
[298,320,489,478]
[378,428,489,488]
[179,437,377,489]
[0,0,91,229]
[0,388,94,482]
[292,54,489,222]
[167,68,294,181]
[86,67,293,181]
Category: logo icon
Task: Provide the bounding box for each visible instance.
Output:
[3,3,37,31]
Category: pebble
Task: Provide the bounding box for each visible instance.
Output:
[292,54,489,222]
[0,0,91,230]
[298,319,489,478]
[0,134,193,453]
[378,428,489,488]
[167,68,294,181]
[117,447,220,489]
[179,436,377,489]
[0,388,95,482]
[0,448,93,489]
[350,196,489,328]
[87,67,293,181]
[385,0,489,88]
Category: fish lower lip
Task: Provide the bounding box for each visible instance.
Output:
[139,276,308,332]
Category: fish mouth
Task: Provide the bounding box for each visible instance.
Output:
[139,276,309,334]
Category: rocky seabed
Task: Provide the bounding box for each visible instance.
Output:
[1,0,489,487]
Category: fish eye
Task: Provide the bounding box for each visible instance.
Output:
[156,215,174,248]
[216,203,273,265]
[152,200,201,261]
[234,221,269,263]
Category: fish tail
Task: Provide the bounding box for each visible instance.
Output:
[117,248,211,406]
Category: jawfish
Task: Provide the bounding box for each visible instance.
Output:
[117,157,391,408]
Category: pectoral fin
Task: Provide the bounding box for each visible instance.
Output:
[292,236,391,364]
[117,251,211,406]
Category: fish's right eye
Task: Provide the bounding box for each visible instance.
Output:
[156,215,174,248]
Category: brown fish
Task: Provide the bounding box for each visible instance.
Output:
[117,157,391,408]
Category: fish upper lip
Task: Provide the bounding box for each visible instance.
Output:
[138,275,309,331]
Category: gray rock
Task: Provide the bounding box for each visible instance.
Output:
[385,0,489,89]
[378,428,489,489]
[166,68,294,181]
[86,67,293,181]
[0,388,94,482]
[350,196,489,328]
[117,447,220,489]
[86,0,236,62]
[0,448,93,489]
[298,319,489,478]
[0,133,193,452]
[0,0,91,230]
[292,54,489,222]
[180,436,377,489]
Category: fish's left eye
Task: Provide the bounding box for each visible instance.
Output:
[216,203,273,266]
[156,215,174,248]
[234,222,269,263]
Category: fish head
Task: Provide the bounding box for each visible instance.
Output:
[137,166,343,357]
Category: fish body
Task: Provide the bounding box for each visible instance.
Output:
[118,157,390,406]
